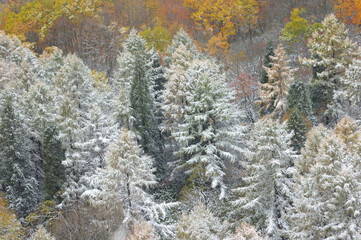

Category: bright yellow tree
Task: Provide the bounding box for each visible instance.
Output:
[184,0,259,57]
[2,0,102,41]
[0,194,24,240]
[140,25,172,53]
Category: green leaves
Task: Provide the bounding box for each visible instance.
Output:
[281,8,320,44]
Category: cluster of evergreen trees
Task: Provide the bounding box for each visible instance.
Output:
[2,13,361,240]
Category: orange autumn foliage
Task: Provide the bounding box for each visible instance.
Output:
[335,0,361,26]
[184,0,259,57]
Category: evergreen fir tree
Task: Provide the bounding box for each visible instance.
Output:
[129,42,162,174]
[258,45,296,120]
[232,120,296,240]
[53,54,94,149]
[162,44,193,134]
[309,80,334,123]
[286,79,313,119]
[300,14,358,123]
[165,28,199,65]
[301,14,357,84]
[311,53,325,81]
[174,60,244,199]
[290,133,361,239]
[287,108,308,153]
[113,30,163,175]
[260,41,275,84]
[42,124,66,202]
[84,128,175,238]
[338,59,361,105]
[38,47,64,84]
[0,93,37,218]
[147,50,167,127]
[296,125,329,176]
[53,54,97,206]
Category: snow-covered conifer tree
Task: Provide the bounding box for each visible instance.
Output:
[53,54,94,149]
[296,125,329,176]
[21,82,55,142]
[162,44,193,134]
[38,47,64,84]
[338,59,361,105]
[113,30,163,173]
[174,60,244,199]
[165,28,199,65]
[42,124,66,202]
[113,86,133,128]
[258,45,296,120]
[261,41,275,84]
[300,14,357,84]
[176,203,222,240]
[0,93,38,218]
[300,14,358,123]
[232,120,295,239]
[85,128,176,238]
[290,133,361,239]
[333,59,361,118]
[286,79,313,120]
[287,108,308,153]
[147,50,167,126]
[129,36,162,171]
[52,54,98,206]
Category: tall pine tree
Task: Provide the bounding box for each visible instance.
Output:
[0,93,37,218]
[261,41,275,84]
[300,14,358,124]
[174,59,244,199]
[232,120,296,240]
[84,128,175,238]
[287,107,308,153]
[286,79,313,120]
[162,44,193,134]
[128,33,163,175]
[258,45,296,120]
[42,124,66,202]
[290,133,361,239]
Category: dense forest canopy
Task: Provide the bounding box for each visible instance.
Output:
[1,0,361,239]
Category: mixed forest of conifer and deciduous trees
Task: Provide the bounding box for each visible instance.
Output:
[2,0,361,239]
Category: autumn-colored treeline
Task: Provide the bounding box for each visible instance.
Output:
[335,0,361,26]
[0,0,359,73]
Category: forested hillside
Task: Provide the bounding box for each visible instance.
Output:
[1,0,361,239]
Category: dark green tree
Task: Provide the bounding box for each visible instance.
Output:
[260,41,275,84]
[311,53,326,81]
[42,124,66,202]
[310,81,334,124]
[130,48,163,176]
[287,108,308,153]
[287,79,313,119]
[148,51,167,126]
[0,93,37,218]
